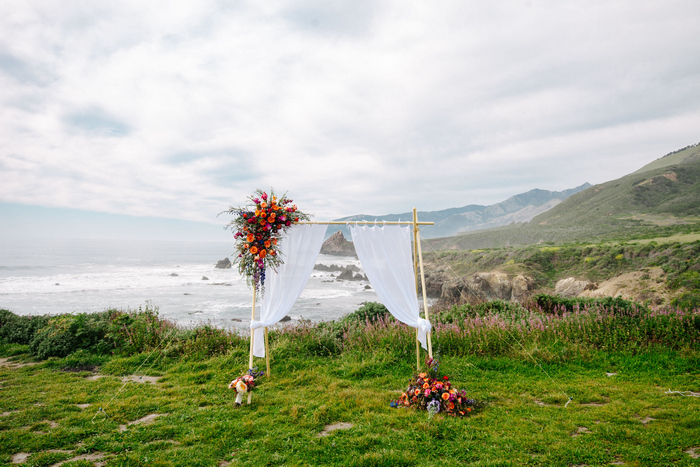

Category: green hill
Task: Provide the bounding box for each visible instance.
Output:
[427,141,700,251]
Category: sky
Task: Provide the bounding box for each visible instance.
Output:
[1,1,699,241]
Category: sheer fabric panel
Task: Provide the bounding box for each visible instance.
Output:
[349,225,431,349]
[250,224,328,357]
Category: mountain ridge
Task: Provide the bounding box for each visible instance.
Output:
[329,183,591,239]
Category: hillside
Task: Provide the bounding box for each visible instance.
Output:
[426,142,700,251]
[328,183,590,239]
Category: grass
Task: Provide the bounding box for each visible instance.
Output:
[1,299,700,466]
[1,349,699,466]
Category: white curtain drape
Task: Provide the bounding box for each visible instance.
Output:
[349,225,432,350]
[250,224,328,357]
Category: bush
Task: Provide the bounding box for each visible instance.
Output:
[670,292,700,311]
[532,294,648,316]
[341,302,391,324]
[0,311,50,345]
[28,312,113,360]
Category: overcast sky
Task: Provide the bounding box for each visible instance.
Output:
[1,1,699,240]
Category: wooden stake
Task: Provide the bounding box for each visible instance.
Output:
[247,287,256,405]
[413,208,421,370]
[264,327,271,378]
[414,208,433,359]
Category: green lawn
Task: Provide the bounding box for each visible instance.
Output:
[1,348,699,466]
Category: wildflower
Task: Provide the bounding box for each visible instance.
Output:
[441,393,450,401]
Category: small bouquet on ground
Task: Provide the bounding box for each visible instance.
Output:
[220,189,311,294]
[391,356,485,418]
[228,368,265,406]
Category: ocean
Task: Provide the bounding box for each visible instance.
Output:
[0,237,378,330]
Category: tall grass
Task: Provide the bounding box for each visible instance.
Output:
[2,297,699,365]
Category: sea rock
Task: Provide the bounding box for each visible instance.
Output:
[337,269,365,281]
[170,273,179,277]
[201,276,209,281]
[555,277,592,298]
[320,231,356,257]
[216,258,232,269]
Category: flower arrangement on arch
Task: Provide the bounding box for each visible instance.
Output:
[221,189,310,292]
[390,356,485,417]
[228,368,265,406]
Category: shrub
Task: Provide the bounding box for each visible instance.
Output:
[0,311,50,345]
[28,312,113,360]
[106,305,175,355]
[341,302,391,324]
[670,292,700,311]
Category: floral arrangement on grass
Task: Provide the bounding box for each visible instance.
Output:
[391,356,485,417]
[221,189,310,292]
[228,368,265,406]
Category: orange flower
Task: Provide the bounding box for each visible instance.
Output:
[441,393,449,401]
[272,238,277,245]
[467,407,472,412]
[244,244,249,249]
[423,383,430,389]
[250,246,258,254]
[269,213,276,220]
[414,389,421,396]
[260,211,267,218]
[272,204,279,211]
[449,402,455,410]
[264,240,271,248]
[259,219,266,225]
[259,249,267,258]
[255,210,260,217]
[269,250,276,256]
[246,234,254,242]
[419,373,427,379]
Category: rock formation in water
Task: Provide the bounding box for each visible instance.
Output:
[320,231,356,256]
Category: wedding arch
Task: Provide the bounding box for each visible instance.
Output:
[247,208,434,391]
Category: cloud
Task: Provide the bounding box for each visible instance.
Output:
[0,0,699,230]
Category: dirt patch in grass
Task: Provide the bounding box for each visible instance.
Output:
[11,452,30,464]
[571,426,591,437]
[118,413,168,432]
[0,357,39,369]
[122,375,161,384]
[317,422,354,437]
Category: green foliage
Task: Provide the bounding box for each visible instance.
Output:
[341,302,391,324]
[28,312,114,360]
[0,311,50,345]
[670,292,700,311]
[532,293,649,315]
[105,304,173,355]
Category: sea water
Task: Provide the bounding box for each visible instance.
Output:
[0,237,378,330]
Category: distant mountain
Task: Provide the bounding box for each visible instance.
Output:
[426,141,700,250]
[328,183,591,239]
